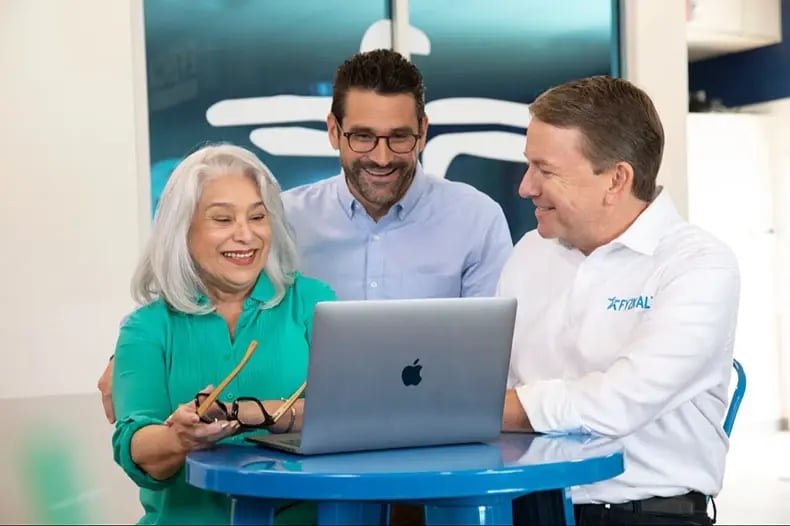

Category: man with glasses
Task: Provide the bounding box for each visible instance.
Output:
[281,49,513,301]
[281,48,512,525]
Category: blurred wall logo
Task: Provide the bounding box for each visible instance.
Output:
[204,19,529,181]
[143,0,618,240]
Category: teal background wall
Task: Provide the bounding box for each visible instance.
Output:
[409,0,619,239]
[143,0,619,240]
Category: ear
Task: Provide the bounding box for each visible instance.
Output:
[327,112,341,150]
[604,161,634,205]
[417,115,430,152]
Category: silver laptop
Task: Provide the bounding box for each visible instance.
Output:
[246,296,517,455]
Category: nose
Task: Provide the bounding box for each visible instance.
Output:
[518,164,540,199]
[367,137,395,166]
[232,219,254,243]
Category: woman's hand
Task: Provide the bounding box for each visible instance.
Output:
[165,385,239,452]
[129,386,238,481]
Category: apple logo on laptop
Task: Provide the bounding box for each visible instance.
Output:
[401,359,423,386]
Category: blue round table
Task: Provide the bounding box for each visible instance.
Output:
[186,432,624,526]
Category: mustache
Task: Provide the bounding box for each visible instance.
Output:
[355,160,407,172]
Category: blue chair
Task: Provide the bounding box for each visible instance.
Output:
[723,359,746,437]
[705,359,747,518]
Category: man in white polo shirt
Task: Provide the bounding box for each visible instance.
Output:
[501,76,740,526]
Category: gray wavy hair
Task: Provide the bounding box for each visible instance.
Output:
[131,143,298,313]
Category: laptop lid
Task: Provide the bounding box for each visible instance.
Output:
[295,296,516,455]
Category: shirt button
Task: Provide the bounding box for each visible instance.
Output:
[372,234,380,241]
[225,392,235,400]
[370,281,378,288]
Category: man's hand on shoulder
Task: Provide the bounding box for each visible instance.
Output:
[98,356,115,424]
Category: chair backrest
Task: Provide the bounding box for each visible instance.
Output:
[723,359,746,437]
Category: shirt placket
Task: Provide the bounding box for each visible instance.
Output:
[362,215,389,300]
[220,301,261,403]
[566,256,596,342]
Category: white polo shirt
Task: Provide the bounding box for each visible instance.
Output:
[498,188,741,504]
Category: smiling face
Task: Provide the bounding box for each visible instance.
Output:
[520,119,614,253]
[328,88,428,220]
[187,171,271,299]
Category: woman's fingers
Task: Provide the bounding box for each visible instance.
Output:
[166,403,200,427]
[193,385,230,420]
[195,419,240,441]
[165,392,237,450]
[189,420,240,449]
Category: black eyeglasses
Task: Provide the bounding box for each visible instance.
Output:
[195,393,273,428]
[195,382,306,429]
[341,128,421,154]
[194,340,306,430]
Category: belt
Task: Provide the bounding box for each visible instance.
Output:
[579,491,709,516]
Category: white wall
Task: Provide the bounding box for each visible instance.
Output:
[0,0,148,522]
[687,112,781,430]
[738,98,790,428]
[620,0,689,218]
[0,0,150,399]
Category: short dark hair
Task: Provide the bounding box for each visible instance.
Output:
[529,75,664,201]
[331,49,425,127]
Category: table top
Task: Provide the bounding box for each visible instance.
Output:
[186,433,624,501]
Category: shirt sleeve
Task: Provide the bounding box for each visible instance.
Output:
[295,276,338,343]
[497,256,520,390]
[111,302,179,489]
[461,202,513,297]
[516,252,740,438]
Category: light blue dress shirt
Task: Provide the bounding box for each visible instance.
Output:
[282,165,513,301]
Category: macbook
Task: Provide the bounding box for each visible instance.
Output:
[246,296,516,455]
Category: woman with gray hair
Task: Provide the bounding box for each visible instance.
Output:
[111,144,335,525]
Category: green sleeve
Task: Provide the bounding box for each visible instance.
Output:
[295,276,337,343]
[111,301,179,490]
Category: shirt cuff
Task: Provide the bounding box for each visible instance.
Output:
[112,414,182,490]
[515,379,585,434]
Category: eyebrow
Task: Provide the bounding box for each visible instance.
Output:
[346,125,417,134]
[205,201,265,211]
[524,156,558,170]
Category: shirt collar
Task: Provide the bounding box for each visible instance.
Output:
[395,163,428,220]
[335,163,428,221]
[611,186,680,256]
[336,172,356,219]
[195,271,276,307]
[248,271,276,303]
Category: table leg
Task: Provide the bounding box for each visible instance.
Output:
[424,495,514,526]
[230,496,277,526]
[317,501,387,525]
[512,488,574,526]
[562,488,576,526]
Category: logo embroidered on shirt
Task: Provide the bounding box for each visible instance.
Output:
[607,295,653,311]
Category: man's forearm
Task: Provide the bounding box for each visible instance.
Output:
[130,425,188,480]
[502,389,534,432]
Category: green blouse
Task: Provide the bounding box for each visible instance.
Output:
[112,272,336,525]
